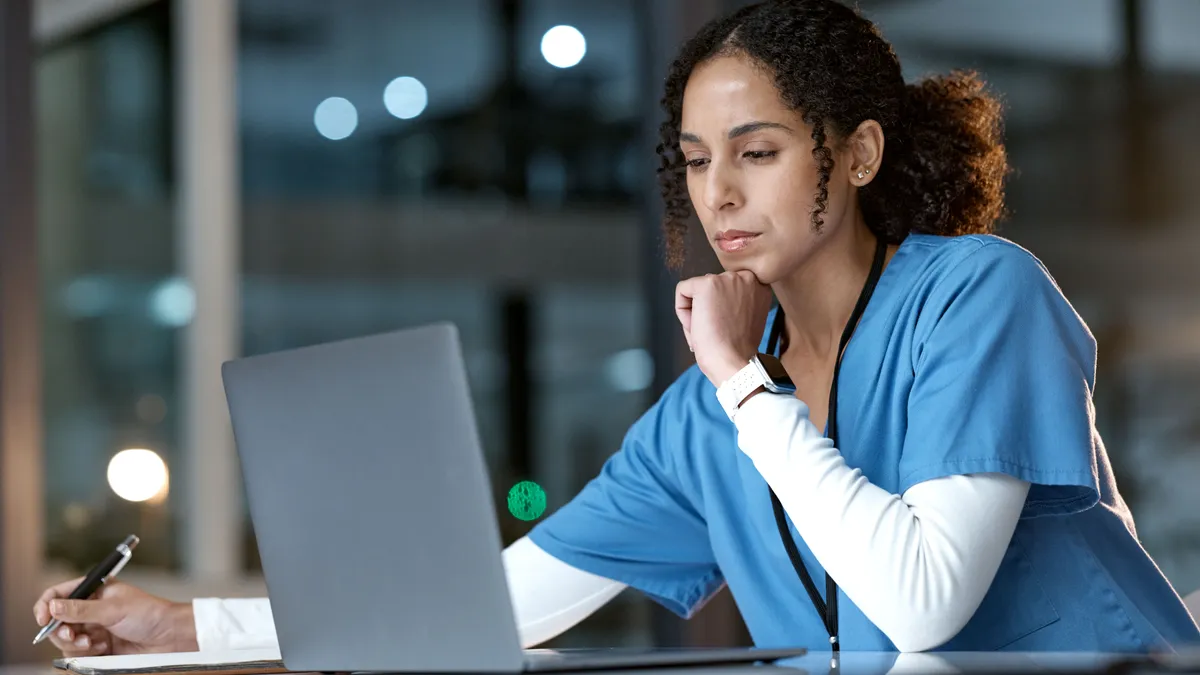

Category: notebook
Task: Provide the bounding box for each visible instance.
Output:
[53,648,288,675]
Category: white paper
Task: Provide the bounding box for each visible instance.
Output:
[61,647,282,672]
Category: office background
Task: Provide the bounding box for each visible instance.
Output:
[2,0,1200,664]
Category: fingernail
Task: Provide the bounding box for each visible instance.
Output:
[95,643,108,654]
[50,600,62,614]
[75,636,90,649]
[58,627,71,641]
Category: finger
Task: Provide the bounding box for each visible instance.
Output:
[76,625,110,643]
[50,598,118,627]
[71,627,112,655]
[674,305,692,344]
[75,627,113,655]
[735,269,762,285]
[53,639,108,659]
[47,624,78,653]
[35,577,85,626]
[58,641,110,658]
[674,281,697,349]
[48,624,109,658]
[674,281,693,309]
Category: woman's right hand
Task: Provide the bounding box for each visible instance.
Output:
[33,578,199,657]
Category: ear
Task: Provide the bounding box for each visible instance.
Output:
[846,119,884,187]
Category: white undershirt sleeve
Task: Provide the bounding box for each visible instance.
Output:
[192,598,277,652]
[733,391,1030,652]
[502,536,627,647]
[192,537,625,651]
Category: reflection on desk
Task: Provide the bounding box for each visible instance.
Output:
[5,651,1199,675]
[777,651,1127,674]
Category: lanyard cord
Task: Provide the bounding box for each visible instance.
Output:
[763,236,887,651]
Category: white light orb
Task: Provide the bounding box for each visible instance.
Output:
[383,76,428,119]
[540,25,586,69]
[604,348,654,393]
[314,97,358,140]
[149,277,195,327]
[107,449,169,503]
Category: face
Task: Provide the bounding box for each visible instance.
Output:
[679,55,869,284]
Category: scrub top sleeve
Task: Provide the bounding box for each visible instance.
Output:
[898,240,1102,517]
[528,368,724,619]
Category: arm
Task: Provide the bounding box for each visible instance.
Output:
[192,598,276,651]
[734,391,1029,652]
[193,537,626,651]
[503,537,627,647]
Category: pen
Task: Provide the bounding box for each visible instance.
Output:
[33,534,139,645]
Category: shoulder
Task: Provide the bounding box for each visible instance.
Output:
[903,233,1053,285]
[897,233,1075,318]
[901,234,1096,368]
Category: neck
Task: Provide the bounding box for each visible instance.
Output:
[771,218,882,361]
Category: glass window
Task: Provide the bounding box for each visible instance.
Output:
[238,0,653,645]
[37,2,179,571]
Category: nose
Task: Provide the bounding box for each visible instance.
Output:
[701,161,742,214]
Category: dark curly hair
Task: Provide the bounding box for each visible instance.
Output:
[655,0,1009,270]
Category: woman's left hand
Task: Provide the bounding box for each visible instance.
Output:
[675,270,774,387]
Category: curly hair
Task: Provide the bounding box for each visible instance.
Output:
[655,0,1009,270]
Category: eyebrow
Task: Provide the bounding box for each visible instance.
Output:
[679,121,794,144]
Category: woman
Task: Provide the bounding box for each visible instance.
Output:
[35,0,1200,655]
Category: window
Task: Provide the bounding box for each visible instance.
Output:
[237,0,654,645]
[38,2,179,571]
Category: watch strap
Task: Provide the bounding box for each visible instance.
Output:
[716,360,765,421]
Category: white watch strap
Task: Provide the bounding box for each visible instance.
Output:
[716,360,765,421]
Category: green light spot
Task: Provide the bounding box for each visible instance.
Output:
[507,480,547,521]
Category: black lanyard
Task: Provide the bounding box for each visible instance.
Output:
[764,236,888,652]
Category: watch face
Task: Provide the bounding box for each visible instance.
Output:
[755,354,795,391]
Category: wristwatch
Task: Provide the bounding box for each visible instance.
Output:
[715,353,796,421]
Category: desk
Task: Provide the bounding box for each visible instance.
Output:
[1,651,1194,675]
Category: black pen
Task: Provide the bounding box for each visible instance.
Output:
[33,535,139,645]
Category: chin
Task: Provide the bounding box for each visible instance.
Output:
[717,253,785,285]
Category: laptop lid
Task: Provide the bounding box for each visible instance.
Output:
[222,323,526,673]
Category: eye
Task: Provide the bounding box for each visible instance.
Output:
[744,150,777,161]
[686,157,710,171]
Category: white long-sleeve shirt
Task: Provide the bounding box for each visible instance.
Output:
[194,392,1028,653]
[193,537,625,651]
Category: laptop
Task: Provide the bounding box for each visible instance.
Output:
[221,322,806,673]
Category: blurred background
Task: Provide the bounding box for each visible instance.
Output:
[1,0,1200,663]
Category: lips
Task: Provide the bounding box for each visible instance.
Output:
[715,230,761,253]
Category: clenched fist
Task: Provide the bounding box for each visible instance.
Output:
[675,270,774,387]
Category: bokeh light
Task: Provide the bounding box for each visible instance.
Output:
[136,394,167,424]
[149,277,195,327]
[383,76,428,119]
[540,25,586,68]
[314,96,358,140]
[604,348,654,393]
[107,449,169,503]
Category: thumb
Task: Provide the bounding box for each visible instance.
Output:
[50,598,121,627]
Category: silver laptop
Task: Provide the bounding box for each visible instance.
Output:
[221,322,806,673]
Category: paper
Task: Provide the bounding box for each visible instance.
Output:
[54,648,285,675]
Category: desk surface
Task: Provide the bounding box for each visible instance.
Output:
[3,651,1195,675]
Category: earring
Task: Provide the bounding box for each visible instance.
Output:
[856,171,865,179]
[864,168,871,175]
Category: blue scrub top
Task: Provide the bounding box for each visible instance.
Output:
[528,233,1200,653]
